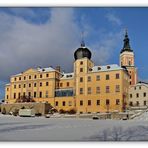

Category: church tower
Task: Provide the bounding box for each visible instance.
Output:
[120,30,138,85]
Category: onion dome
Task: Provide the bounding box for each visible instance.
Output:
[120,29,133,54]
[74,40,92,60]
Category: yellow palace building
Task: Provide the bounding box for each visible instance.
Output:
[5,31,137,113]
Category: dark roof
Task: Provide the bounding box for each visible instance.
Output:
[120,30,133,54]
[74,41,92,60]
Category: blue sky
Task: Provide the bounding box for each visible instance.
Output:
[0,7,148,100]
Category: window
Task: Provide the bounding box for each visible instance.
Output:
[18,93,21,99]
[63,101,66,106]
[134,87,136,90]
[34,83,36,87]
[68,101,72,106]
[14,93,16,99]
[88,87,91,94]
[7,88,9,91]
[80,100,83,106]
[46,73,49,77]
[39,92,42,98]
[45,91,48,98]
[144,92,146,97]
[23,92,25,96]
[80,61,83,65]
[24,76,26,80]
[28,92,31,97]
[80,68,83,72]
[19,84,21,88]
[67,82,69,87]
[40,74,42,78]
[106,99,110,105]
[115,85,120,92]
[46,82,49,86]
[97,100,100,105]
[129,101,133,106]
[34,75,37,79]
[80,88,83,94]
[139,86,141,89]
[96,75,100,81]
[6,95,9,99]
[106,86,110,93]
[40,82,42,87]
[23,84,26,88]
[96,87,100,94]
[116,73,120,79]
[130,94,132,98]
[87,76,91,82]
[136,93,139,98]
[14,77,17,81]
[29,83,31,87]
[129,61,131,66]
[80,77,83,82]
[55,101,58,106]
[19,77,21,81]
[29,76,31,79]
[34,92,37,98]
[88,100,91,106]
[60,83,63,87]
[14,85,16,89]
[136,101,139,106]
[116,99,120,105]
[106,74,110,80]
[130,81,131,85]
[144,101,147,106]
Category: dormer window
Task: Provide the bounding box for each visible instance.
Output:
[107,66,110,69]
[98,67,101,70]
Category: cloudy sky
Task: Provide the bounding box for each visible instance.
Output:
[0,7,148,99]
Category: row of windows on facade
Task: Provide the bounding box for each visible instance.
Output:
[55,99,120,107]
[130,92,147,98]
[8,85,121,99]
[7,85,120,99]
[11,91,49,99]
[12,82,51,89]
[79,85,120,94]
[78,74,120,82]
[14,73,50,81]
[130,101,148,106]
[134,86,144,90]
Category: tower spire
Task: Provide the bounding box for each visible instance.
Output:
[120,29,133,53]
[80,31,85,47]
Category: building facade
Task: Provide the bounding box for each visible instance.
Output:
[129,82,148,107]
[5,32,132,113]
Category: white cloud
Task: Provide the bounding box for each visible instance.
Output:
[106,13,122,26]
[0,8,80,80]
[90,30,123,65]
[0,8,123,82]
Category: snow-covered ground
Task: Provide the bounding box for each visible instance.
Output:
[0,114,148,141]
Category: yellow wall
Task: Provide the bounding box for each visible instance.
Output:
[5,58,129,113]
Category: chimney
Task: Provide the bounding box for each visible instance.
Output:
[56,66,61,72]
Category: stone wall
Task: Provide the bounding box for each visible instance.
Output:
[0,102,52,115]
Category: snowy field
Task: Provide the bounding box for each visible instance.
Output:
[0,114,148,141]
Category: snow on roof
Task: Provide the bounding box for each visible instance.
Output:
[61,73,74,79]
[130,82,148,88]
[37,67,56,72]
[91,64,123,73]
[6,83,10,86]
